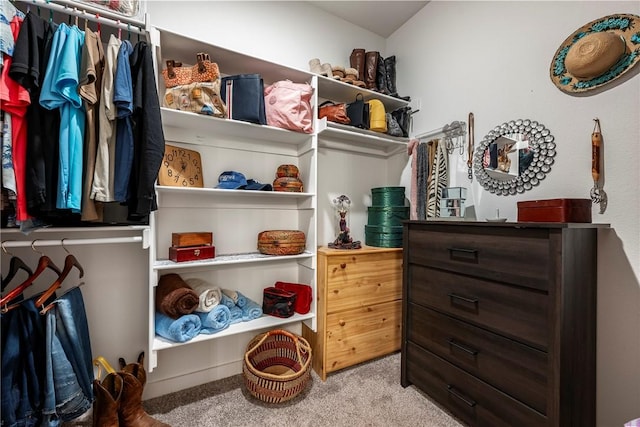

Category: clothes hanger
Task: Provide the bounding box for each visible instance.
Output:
[0,240,62,311]
[1,241,33,292]
[36,239,84,309]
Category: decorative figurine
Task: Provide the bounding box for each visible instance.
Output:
[329,195,361,249]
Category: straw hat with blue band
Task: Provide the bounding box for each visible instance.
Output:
[550,13,640,93]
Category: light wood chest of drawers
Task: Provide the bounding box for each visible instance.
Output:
[302,245,402,380]
[402,221,605,427]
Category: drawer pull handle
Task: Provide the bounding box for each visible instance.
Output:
[448,293,479,305]
[448,339,479,356]
[447,385,476,407]
[447,247,478,262]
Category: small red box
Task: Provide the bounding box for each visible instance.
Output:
[517,198,592,223]
[169,245,215,262]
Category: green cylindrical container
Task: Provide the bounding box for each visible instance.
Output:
[365,225,404,248]
[367,206,409,227]
[371,187,406,207]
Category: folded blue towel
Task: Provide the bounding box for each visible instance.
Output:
[155,311,201,343]
[229,305,243,324]
[220,293,235,309]
[235,291,247,308]
[241,297,263,321]
[197,304,231,334]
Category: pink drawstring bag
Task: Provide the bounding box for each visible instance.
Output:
[264,80,314,133]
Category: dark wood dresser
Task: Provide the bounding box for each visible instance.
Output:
[401,221,605,427]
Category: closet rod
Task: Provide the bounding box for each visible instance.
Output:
[1,236,144,249]
[416,126,447,141]
[15,0,145,34]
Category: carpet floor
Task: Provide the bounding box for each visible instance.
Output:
[143,352,465,427]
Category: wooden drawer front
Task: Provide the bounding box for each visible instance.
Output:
[325,252,402,313]
[405,342,546,427]
[408,304,547,414]
[409,265,548,350]
[326,300,401,373]
[407,227,550,291]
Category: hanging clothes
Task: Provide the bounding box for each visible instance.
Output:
[39,23,86,214]
[127,40,165,220]
[9,11,60,217]
[113,39,134,203]
[78,25,105,222]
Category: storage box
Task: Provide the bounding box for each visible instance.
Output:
[169,245,215,262]
[257,230,306,255]
[517,199,592,223]
[441,187,467,200]
[171,232,213,248]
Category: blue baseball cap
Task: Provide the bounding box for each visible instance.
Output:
[245,179,273,191]
[215,171,247,189]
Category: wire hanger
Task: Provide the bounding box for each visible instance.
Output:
[36,238,84,310]
[1,241,33,292]
[0,240,62,311]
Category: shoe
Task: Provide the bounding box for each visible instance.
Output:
[364,51,378,90]
[349,48,366,82]
[308,58,325,76]
[93,373,123,427]
[321,63,334,78]
[332,65,345,79]
[376,53,389,94]
[384,55,398,96]
[341,68,366,88]
[118,352,169,427]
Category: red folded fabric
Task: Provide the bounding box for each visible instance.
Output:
[274,281,312,314]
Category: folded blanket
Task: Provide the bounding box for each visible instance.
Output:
[185,278,222,313]
[155,311,201,343]
[241,297,263,321]
[222,289,247,307]
[220,293,235,309]
[228,305,243,324]
[197,304,231,334]
[156,273,200,319]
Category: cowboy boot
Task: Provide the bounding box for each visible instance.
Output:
[93,373,123,427]
[364,51,378,90]
[384,55,398,96]
[349,48,366,83]
[118,353,169,427]
[376,53,389,94]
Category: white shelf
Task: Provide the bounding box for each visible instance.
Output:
[160,108,313,148]
[155,185,313,198]
[153,251,314,271]
[152,312,315,351]
[317,76,409,112]
[317,118,409,157]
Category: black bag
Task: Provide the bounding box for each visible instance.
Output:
[346,93,370,129]
[262,287,297,318]
[220,74,267,125]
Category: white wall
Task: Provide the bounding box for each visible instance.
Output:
[388,1,640,425]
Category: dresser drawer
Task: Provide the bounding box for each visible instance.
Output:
[325,251,402,313]
[326,300,401,373]
[409,265,548,350]
[408,303,547,414]
[406,226,550,291]
[405,342,546,427]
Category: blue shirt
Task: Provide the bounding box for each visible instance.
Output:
[113,39,134,202]
[39,24,85,213]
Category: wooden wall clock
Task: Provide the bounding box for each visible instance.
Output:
[158,144,204,188]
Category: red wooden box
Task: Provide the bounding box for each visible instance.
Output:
[169,245,215,262]
[517,198,592,223]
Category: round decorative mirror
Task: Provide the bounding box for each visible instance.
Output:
[473,119,556,195]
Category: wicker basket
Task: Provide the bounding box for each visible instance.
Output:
[243,329,312,403]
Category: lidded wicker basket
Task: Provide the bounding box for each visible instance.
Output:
[242,329,312,403]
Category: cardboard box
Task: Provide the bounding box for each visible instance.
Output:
[171,232,213,248]
[169,245,215,262]
[517,199,592,223]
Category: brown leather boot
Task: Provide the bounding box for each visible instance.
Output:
[118,353,169,427]
[364,51,379,90]
[349,48,366,82]
[93,373,123,427]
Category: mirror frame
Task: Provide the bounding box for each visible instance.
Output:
[473,119,556,195]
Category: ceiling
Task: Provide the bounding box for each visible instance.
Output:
[307,1,429,38]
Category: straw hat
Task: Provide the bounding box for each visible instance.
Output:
[550,13,640,93]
